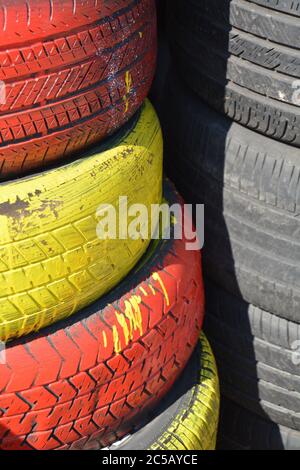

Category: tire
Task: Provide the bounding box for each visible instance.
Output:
[0,180,205,450]
[106,333,220,451]
[156,0,167,33]
[163,73,300,322]
[245,0,300,16]
[205,280,300,434]
[219,398,300,450]
[0,0,157,180]
[0,99,163,342]
[169,0,300,147]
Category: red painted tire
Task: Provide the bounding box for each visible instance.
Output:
[0,181,204,450]
[0,0,156,180]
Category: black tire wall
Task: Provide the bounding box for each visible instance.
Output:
[163,74,300,323]
[169,0,300,147]
[162,72,300,449]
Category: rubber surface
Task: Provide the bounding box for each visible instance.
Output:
[0,0,157,179]
[163,74,300,322]
[219,398,300,450]
[205,280,300,435]
[0,181,204,450]
[106,333,220,451]
[169,0,300,147]
[0,99,163,342]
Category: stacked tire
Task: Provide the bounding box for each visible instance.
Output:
[0,0,156,179]
[0,0,220,451]
[106,333,220,451]
[163,0,300,450]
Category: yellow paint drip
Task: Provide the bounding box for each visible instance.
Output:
[124,295,143,337]
[123,71,133,113]
[125,71,133,93]
[0,99,163,342]
[112,295,143,353]
[112,325,121,354]
[115,311,130,345]
[102,331,107,348]
[152,272,170,306]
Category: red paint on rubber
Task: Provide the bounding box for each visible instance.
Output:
[0,185,204,450]
[0,0,157,179]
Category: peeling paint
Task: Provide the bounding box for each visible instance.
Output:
[102,331,107,348]
[148,284,155,295]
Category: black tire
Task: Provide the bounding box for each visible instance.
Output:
[246,0,300,16]
[0,180,205,451]
[219,397,300,450]
[169,0,300,147]
[162,73,300,322]
[205,280,300,433]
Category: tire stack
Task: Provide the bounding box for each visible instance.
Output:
[0,0,220,450]
[163,0,300,450]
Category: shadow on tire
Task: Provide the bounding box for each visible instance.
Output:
[156,0,286,450]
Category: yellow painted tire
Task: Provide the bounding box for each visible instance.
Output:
[108,332,220,451]
[0,101,163,341]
